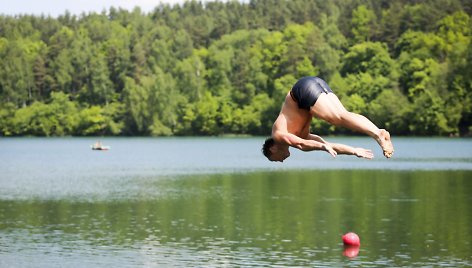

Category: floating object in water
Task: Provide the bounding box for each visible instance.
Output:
[91,141,110,151]
[91,145,110,150]
[343,245,360,258]
[342,232,360,246]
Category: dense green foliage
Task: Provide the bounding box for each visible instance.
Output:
[1,0,471,136]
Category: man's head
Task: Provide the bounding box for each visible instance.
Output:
[262,137,290,162]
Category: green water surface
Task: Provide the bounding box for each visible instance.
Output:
[1,169,471,267]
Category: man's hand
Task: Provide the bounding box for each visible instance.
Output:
[322,143,337,158]
[353,148,374,159]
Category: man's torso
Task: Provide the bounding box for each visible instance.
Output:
[272,92,312,141]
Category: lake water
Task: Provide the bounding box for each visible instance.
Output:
[0,137,471,267]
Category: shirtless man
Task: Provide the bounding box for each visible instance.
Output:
[262,76,394,162]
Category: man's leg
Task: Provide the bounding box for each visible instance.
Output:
[311,93,393,157]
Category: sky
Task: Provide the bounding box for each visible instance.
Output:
[1,0,237,17]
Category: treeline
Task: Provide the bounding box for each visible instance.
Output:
[0,0,471,136]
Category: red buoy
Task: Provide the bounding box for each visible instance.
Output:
[342,232,360,246]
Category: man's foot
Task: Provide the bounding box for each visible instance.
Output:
[377,129,394,158]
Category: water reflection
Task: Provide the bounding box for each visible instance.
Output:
[343,245,360,258]
[1,170,471,267]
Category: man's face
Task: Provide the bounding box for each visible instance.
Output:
[269,143,290,162]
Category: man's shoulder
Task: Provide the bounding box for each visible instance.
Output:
[273,129,297,144]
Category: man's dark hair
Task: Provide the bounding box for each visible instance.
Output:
[262,137,275,159]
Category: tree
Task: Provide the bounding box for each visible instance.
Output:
[174,53,207,102]
[148,68,181,136]
[351,5,377,43]
[0,37,45,105]
[123,76,151,134]
[367,89,410,134]
[79,49,114,105]
[341,42,396,78]
[11,92,78,136]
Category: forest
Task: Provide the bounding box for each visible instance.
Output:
[0,0,471,136]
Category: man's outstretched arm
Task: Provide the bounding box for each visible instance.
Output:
[307,134,374,159]
[331,143,374,159]
[273,131,337,157]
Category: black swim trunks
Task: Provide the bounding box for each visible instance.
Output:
[290,76,334,110]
